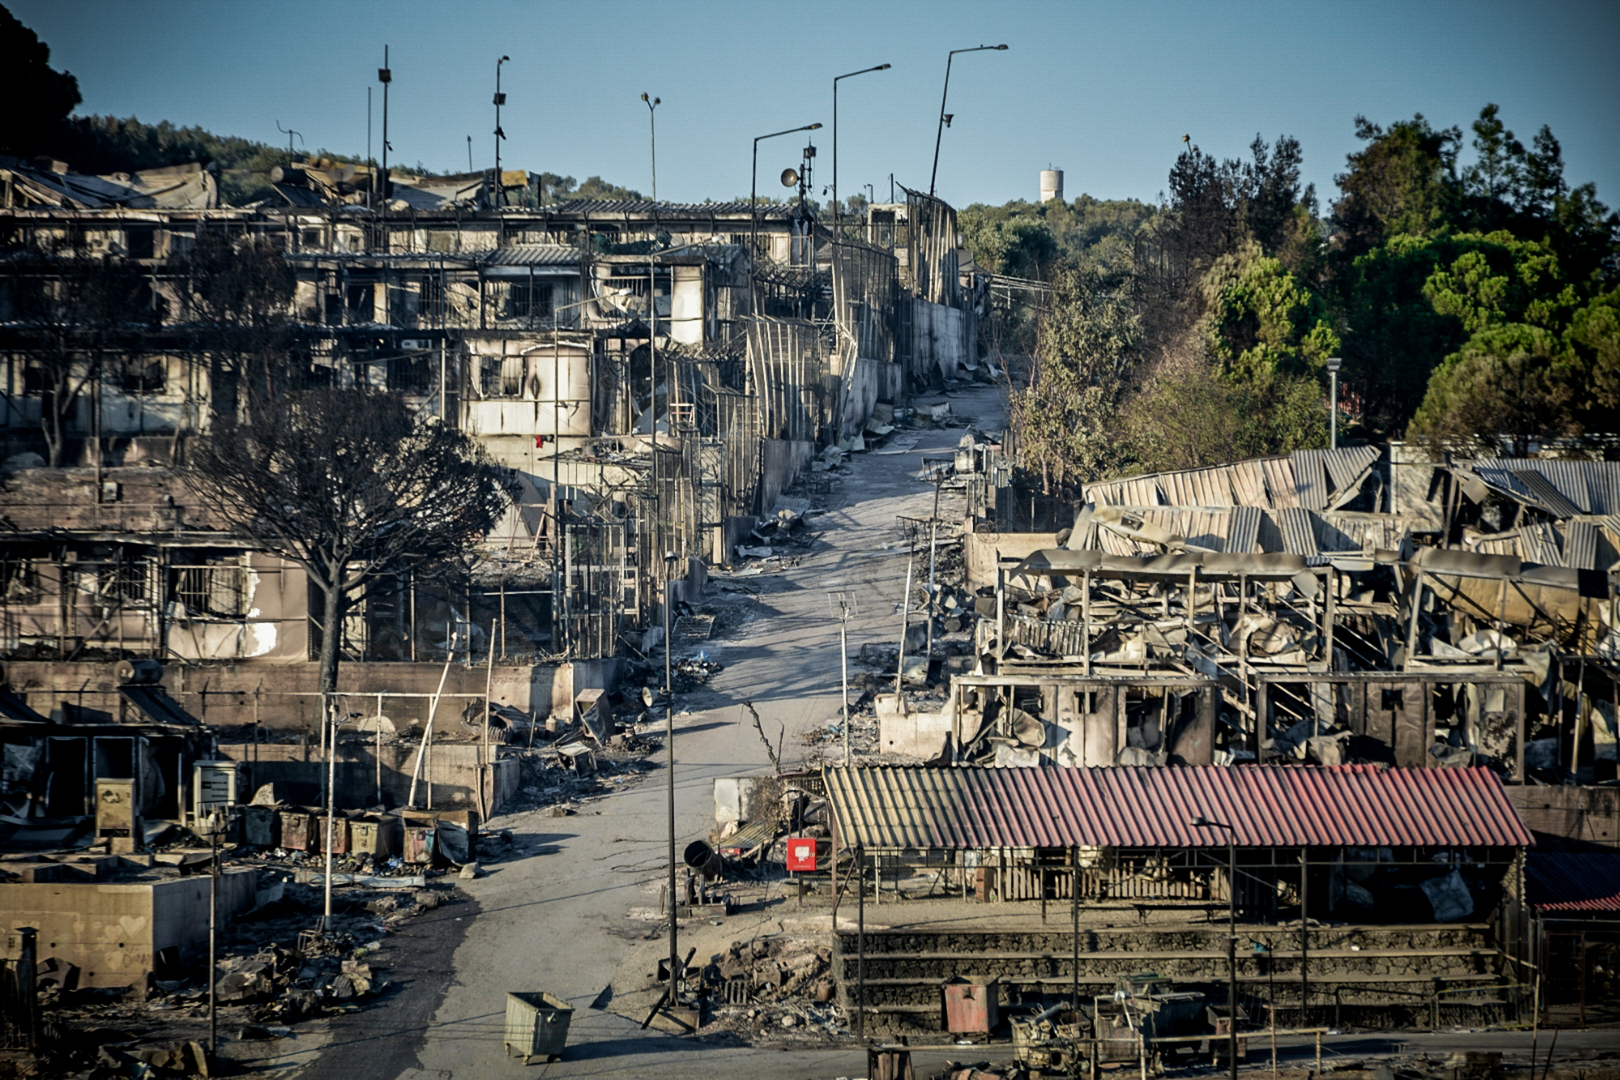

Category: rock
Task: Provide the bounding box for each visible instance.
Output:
[458,861,481,879]
[780,1014,800,1028]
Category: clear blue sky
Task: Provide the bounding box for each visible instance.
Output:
[15,0,1620,211]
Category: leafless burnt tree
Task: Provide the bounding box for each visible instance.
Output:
[181,386,511,694]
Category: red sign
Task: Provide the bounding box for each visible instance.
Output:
[786,837,817,873]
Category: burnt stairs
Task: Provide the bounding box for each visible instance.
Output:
[833,921,1516,1038]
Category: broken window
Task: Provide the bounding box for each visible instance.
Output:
[126,226,155,260]
[506,282,552,320]
[301,228,322,249]
[3,559,43,604]
[117,357,166,395]
[173,555,246,619]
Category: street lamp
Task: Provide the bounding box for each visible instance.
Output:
[929,44,1007,198]
[752,123,822,257]
[643,93,662,534]
[663,549,681,1016]
[1192,815,1239,1080]
[493,55,510,206]
[1326,356,1342,450]
[833,64,891,224]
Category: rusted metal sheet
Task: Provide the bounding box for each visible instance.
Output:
[943,979,999,1033]
[821,764,1532,852]
[1525,852,1620,911]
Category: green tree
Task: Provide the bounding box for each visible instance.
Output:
[1331,114,1461,258]
[1408,324,1569,456]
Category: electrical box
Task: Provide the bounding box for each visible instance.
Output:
[192,761,242,822]
[95,778,139,836]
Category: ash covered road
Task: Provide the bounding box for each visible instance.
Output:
[281,382,1007,1080]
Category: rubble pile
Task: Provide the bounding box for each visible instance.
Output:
[735,503,820,561]
[695,937,847,1042]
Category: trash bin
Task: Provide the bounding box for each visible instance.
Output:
[504,991,573,1064]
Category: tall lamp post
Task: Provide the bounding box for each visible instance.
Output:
[752,123,822,256]
[642,93,662,548]
[1192,815,1239,1080]
[1326,356,1342,450]
[663,549,680,1014]
[928,44,1007,198]
[493,55,510,206]
[833,64,891,224]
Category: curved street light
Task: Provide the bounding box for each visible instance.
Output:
[752,123,822,256]
[928,44,1007,198]
[833,63,890,224]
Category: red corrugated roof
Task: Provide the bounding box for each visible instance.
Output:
[1526,853,1620,912]
[823,765,1533,852]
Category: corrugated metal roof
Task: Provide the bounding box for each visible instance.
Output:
[483,244,582,266]
[1263,458,1300,509]
[1292,451,1328,511]
[546,199,789,218]
[1227,505,1263,553]
[1519,520,1564,566]
[1512,470,1584,518]
[1323,445,1380,494]
[1272,507,1320,556]
[1525,852,1620,911]
[823,765,1532,852]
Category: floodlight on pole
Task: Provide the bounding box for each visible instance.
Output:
[493,55,510,206]
[833,64,891,224]
[929,45,1007,198]
[752,123,822,256]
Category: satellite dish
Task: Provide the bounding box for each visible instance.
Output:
[780,167,800,188]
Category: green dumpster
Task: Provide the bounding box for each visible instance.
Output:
[504,991,573,1064]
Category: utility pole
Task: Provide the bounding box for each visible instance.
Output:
[377,47,391,218]
[493,55,510,206]
[831,593,857,763]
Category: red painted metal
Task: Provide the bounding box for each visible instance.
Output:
[786,837,818,872]
[1526,852,1620,911]
[942,979,998,1033]
[823,765,1533,852]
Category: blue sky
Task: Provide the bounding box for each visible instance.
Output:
[16,0,1620,211]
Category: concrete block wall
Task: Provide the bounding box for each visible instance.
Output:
[1,867,258,988]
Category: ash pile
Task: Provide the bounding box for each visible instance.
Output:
[695,937,847,1042]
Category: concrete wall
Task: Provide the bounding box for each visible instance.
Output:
[758,438,817,516]
[962,531,1062,591]
[877,695,955,759]
[2,868,257,988]
[1508,785,1620,848]
[215,741,520,813]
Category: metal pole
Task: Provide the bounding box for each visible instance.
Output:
[1072,845,1080,1020]
[324,697,337,925]
[929,46,1007,198]
[833,65,891,225]
[929,51,956,198]
[895,552,915,695]
[1229,832,1238,1080]
[666,561,678,1015]
[494,56,509,206]
[208,820,218,1058]
[857,843,866,1041]
[840,601,852,763]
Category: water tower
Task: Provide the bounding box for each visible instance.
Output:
[1040,168,1063,203]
